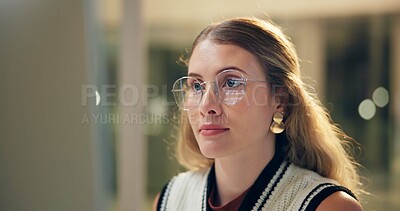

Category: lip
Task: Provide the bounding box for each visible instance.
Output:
[199,124,229,136]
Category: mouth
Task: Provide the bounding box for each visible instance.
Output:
[199,124,229,136]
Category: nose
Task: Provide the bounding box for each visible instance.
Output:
[199,83,222,116]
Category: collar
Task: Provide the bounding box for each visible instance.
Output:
[204,153,285,211]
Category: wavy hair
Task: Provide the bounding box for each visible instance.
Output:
[175,17,362,196]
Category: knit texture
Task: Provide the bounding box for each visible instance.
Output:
[158,160,355,211]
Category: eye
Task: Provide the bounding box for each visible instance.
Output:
[192,81,203,91]
[224,78,242,88]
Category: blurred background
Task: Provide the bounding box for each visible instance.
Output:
[0,0,399,210]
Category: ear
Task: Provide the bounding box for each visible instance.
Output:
[271,85,287,113]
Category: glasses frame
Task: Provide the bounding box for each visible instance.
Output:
[171,69,268,110]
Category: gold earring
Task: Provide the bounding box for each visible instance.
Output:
[270,112,285,134]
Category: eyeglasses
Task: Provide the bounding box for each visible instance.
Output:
[171,69,268,110]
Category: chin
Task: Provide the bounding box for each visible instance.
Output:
[198,141,228,159]
[200,151,220,159]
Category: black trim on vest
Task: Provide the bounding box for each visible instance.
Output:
[237,153,284,211]
[302,184,357,211]
[157,179,171,211]
[259,161,290,209]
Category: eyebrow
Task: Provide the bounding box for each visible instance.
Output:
[188,66,249,78]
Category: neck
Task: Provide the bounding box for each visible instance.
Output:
[213,140,275,206]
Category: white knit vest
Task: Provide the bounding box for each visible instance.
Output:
[159,160,354,211]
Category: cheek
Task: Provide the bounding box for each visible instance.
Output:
[231,88,274,131]
[226,108,269,144]
[230,101,270,125]
[186,110,199,127]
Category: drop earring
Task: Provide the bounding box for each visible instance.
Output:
[270,112,285,134]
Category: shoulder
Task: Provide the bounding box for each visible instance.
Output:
[287,164,338,187]
[316,191,363,211]
[169,167,210,188]
[161,168,209,197]
[152,192,160,211]
[156,168,211,210]
[281,164,360,210]
[161,168,210,188]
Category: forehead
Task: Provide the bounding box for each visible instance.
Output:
[188,40,264,78]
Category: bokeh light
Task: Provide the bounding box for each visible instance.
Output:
[372,86,389,108]
[358,99,376,120]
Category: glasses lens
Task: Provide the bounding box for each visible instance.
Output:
[172,77,202,110]
[216,70,246,105]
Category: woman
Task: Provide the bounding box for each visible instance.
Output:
[154,17,363,210]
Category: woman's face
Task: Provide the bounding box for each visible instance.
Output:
[187,39,281,159]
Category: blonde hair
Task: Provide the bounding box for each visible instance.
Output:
[175,17,363,196]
